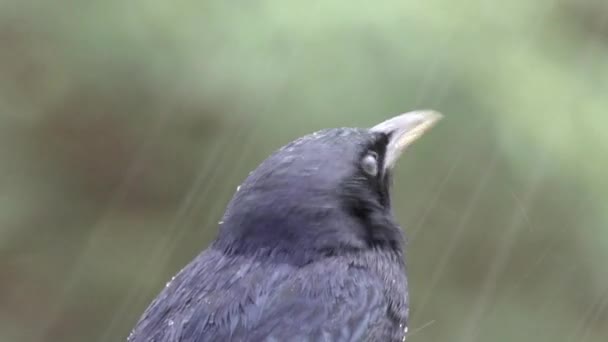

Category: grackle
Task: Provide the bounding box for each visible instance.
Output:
[128,110,442,342]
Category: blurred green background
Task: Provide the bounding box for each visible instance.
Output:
[1,1,607,341]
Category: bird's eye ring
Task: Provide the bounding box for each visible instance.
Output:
[361,152,379,177]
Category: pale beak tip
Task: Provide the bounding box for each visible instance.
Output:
[409,109,443,125]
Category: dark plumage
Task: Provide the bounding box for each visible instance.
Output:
[128,111,442,342]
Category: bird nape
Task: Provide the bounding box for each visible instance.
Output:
[128,110,442,342]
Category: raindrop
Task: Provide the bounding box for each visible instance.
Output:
[165,276,176,288]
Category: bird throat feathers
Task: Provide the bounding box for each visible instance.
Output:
[213,185,405,266]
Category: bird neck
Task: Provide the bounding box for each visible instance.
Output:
[213,208,405,267]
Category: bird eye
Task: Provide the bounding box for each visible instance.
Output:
[361,152,379,176]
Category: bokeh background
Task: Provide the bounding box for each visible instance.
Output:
[1,1,607,341]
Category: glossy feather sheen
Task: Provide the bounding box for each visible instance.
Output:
[129,249,408,342]
[129,128,410,342]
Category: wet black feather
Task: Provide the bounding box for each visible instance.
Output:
[128,127,409,342]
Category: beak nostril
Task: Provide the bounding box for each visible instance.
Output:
[371,110,443,169]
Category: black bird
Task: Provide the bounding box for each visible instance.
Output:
[128,110,442,342]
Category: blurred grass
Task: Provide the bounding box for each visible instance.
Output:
[1,1,607,341]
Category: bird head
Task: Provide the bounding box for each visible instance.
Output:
[215,110,442,264]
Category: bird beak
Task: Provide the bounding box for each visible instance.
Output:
[370,110,443,170]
